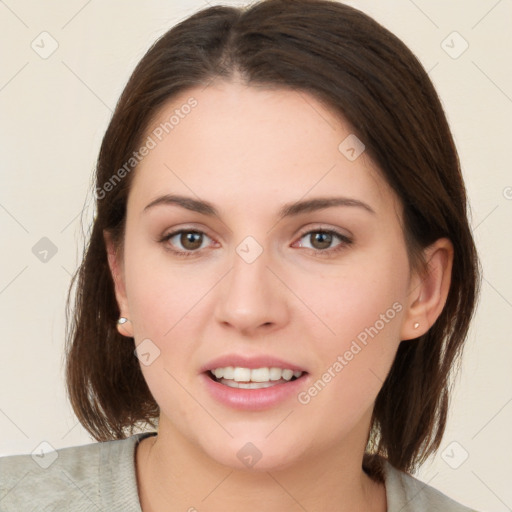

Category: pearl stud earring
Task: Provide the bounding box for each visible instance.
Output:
[413,322,420,329]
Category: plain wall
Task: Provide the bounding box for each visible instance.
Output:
[0,1,511,510]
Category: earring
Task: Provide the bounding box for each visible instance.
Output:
[116,317,133,337]
[413,322,420,329]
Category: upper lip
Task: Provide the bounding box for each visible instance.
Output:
[200,354,307,373]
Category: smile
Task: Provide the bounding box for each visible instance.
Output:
[209,366,303,389]
[202,365,309,409]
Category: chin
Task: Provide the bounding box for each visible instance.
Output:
[200,435,307,473]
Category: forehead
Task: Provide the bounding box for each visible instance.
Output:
[128,81,398,219]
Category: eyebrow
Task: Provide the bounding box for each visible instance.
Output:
[142,194,376,218]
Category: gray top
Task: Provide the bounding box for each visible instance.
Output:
[0,432,479,511]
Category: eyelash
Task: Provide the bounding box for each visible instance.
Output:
[158,227,353,258]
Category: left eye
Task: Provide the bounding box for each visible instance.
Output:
[295,230,351,252]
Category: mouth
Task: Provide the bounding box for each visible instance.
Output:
[205,366,308,389]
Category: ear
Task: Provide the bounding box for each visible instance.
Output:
[400,237,454,341]
[104,230,133,337]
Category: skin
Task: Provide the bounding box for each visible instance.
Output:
[105,79,453,512]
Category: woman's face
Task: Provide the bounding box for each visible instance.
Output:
[109,81,418,470]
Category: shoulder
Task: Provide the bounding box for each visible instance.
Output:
[382,460,481,512]
[0,432,154,511]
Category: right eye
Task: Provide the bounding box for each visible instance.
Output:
[159,229,214,257]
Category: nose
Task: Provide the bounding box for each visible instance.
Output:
[213,244,290,336]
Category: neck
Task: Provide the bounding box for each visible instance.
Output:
[135,418,386,512]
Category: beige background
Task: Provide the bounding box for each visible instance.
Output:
[0,1,511,510]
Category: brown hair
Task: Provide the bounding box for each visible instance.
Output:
[65,0,480,475]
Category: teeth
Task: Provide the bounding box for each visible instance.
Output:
[269,367,282,381]
[223,366,235,379]
[282,369,293,380]
[251,367,269,382]
[213,368,225,379]
[233,367,251,382]
[210,366,303,383]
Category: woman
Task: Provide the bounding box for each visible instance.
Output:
[0,0,481,510]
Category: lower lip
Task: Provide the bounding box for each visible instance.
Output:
[200,372,309,411]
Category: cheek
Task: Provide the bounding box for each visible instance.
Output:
[295,279,405,436]
[298,251,408,342]
[122,241,217,400]
[123,236,211,339]
[293,249,408,400]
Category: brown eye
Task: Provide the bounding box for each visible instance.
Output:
[180,231,203,250]
[309,231,333,250]
[295,229,352,255]
[159,229,212,256]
